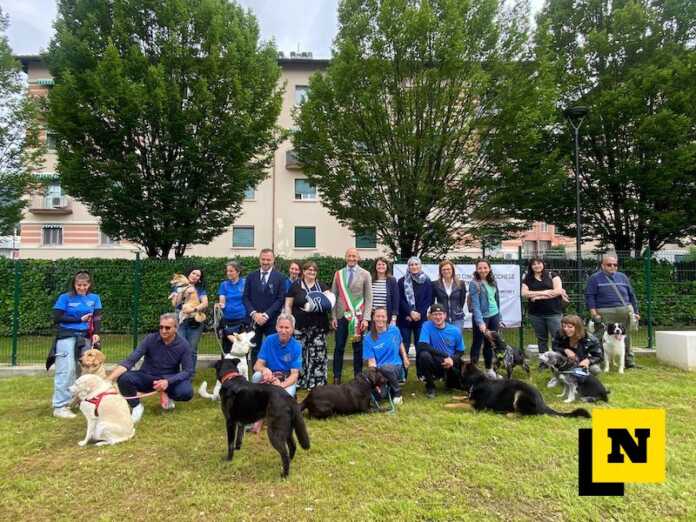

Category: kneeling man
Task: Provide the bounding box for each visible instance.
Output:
[108,313,194,423]
[416,303,465,398]
[252,313,301,397]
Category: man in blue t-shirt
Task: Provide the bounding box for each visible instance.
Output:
[252,314,302,397]
[416,303,465,398]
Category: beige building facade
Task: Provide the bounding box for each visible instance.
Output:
[17,55,570,261]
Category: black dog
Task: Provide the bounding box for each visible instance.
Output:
[300,368,387,419]
[459,363,590,418]
[488,331,530,380]
[539,351,610,403]
[215,358,310,478]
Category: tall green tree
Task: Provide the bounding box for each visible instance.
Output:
[293,0,544,259]
[0,8,43,235]
[47,0,283,258]
[520,0,696,253]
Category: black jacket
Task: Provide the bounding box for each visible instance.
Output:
[432,279,467,323]
[552,332,603,365]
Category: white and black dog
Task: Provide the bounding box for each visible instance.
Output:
[602,323,627,374]
[199,331,255,400]
[539,351,609,403]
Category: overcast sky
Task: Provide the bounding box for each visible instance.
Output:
[3,0,544,57]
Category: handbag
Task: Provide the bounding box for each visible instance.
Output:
[603,275,638,331]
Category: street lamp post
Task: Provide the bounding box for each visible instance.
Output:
[564,106,588,313]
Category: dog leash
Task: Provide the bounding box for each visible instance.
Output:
[370,389,396,415]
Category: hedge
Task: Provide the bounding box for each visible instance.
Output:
[0,255,694,336]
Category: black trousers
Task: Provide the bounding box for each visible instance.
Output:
[416,350,462,389]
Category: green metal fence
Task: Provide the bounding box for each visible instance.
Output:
[1,249,694,365]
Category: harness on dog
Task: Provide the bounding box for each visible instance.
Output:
[85,390,119,417]
[220,370,241,384]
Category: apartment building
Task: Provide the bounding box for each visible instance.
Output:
[17,54,570,260]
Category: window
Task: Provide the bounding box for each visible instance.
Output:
[232,226,254,248]
[44,181,65,208]
[295,85,309,105]
[42,225,63,246]
[295,226,316,248]
[355,231,377,249]
[46,132,58,151]
[101,231,119,246]
[523,240,537,256]
[286,150,302,169]
[538,240,552,253]
[243,187,255,200]
[540,222,549,232]
[294,179,316,200]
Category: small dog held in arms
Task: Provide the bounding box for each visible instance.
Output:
[602,322,627,374]
[215,357,309,478]
[199,331,255,400]
[80,348,107,379]
[488,331,530,380]
[300,368,388,419]
[539,351,610,403]
[169,273,206,324]
[445,363,591,418]
[69,374,135,446]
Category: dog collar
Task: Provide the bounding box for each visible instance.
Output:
[220,371,241,384]
[85,389,118,417]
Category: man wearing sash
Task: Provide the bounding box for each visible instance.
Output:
[330,248,373,384]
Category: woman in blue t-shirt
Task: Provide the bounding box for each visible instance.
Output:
[171,267,208,369]
[364,307,410,404]
[216,261,247,354]
[51,270,102,418]
[469,259,501,379]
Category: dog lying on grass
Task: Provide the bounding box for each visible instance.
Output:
[70,374,135,446]
[199,331,255,401]
[300,368,387,419]
[216,357,309,478]
[446,363,590,418]
[170,273,206,324]
[539,351,610,403]
[488,331,530,380]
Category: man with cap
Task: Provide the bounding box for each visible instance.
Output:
[416,303,466,398]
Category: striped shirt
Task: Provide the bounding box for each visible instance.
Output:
[372,279,388,310]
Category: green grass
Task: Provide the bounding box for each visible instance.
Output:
[0,355,694,521]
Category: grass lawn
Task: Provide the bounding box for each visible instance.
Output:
[0,355,694,521]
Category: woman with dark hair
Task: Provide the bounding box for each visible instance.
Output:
[285,260,332,389]
[397,256,433,379]
[522,257,566,361]
[370,257,399,326]
[49,270,102,418]
[432,260,466,331]
[284,260,302,293]
[171,267,208,369]
[216,261,247,353]
[469,259,501,379]
[364,307,409,405]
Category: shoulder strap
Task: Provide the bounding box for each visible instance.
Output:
[603,274,627,306]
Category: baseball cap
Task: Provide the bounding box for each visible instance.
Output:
[430,303,446,314]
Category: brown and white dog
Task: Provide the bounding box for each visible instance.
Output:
[80,348,107,379]
[170,273,206,324]
[69,374,135,447]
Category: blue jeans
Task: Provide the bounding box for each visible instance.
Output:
[252,371,297,397]
[470,314,501,369]
[400,322,422,379]
[117,371,194,408]
[52,335,90,409]
[179,320,203,370]
[333,317,363,379]
[528,313,562,353]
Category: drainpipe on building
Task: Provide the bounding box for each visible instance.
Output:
[271,150,277,252]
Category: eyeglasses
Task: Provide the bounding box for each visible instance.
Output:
[159,325,174,330]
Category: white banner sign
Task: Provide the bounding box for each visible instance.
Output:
[393,264,522,327]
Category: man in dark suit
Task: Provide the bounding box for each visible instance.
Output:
[243,248,287,366]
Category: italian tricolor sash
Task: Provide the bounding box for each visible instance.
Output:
[336,268,365,338]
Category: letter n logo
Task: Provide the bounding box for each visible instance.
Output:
[607,428,650,463]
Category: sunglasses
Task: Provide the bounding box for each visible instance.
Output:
[159,325,174,330]
[604,263,618,267]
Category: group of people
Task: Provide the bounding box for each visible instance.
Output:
[49,250,640,422]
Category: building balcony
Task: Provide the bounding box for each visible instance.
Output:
[28,195,73,215]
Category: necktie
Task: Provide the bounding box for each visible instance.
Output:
[261,272,268,286]
[347,267,354,287]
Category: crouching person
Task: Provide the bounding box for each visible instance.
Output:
[416,303,465,398]
[252,313,302,398]
[551,314,603,378]
[364,307,409,405]
[107,313,194,423]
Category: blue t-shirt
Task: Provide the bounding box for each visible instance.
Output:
[218,278,246,320]
[258,333,302,373]
[418,320,465,357]
[53,292,102,331]
[363,325,403,367]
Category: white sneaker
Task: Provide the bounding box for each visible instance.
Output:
[393,396,403,405]
[53,407,76,419]
[547,377,559,388]
[131,403,145,424]
[485,369,498,380]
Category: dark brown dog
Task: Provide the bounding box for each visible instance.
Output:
[300,368,387,419]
